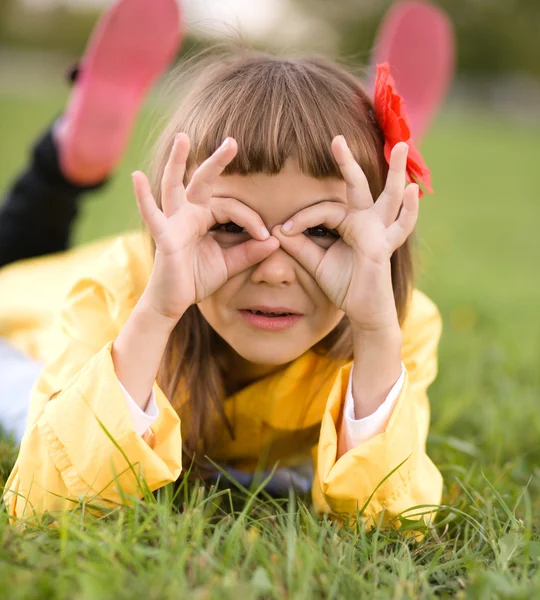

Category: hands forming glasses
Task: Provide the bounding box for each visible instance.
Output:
[132,133,419,332]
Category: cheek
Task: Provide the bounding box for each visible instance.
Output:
[298,270,333,314]
[297,271,344,331]
[196,276,243,327]
[316,304,345,335]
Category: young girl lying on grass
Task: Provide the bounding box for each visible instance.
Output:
[2,49,443,530]
[0,1,447,531]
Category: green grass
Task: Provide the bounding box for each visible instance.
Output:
[1,90,540,597]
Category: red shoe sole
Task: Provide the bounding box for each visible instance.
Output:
[60,0,182,184]
[371,1,455,142]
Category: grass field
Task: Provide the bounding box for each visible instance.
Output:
[1,89,539,598]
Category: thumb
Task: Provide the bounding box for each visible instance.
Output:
[221,237,280,278]
[271,226,324,277]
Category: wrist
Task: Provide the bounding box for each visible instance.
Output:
[351,325,403,419]
[112,294,179,411]
[137,291,185,332]
[345,260,400,334]
[351,325,402,375]
[351,321,402,345]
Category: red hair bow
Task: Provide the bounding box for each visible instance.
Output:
[373,62,433,196]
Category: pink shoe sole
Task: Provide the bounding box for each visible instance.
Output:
[59,0,182,185]
[371,1,455,143]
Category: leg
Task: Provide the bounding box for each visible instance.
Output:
[0,0,182,268]
[0,126,107,268]
[200,462,314,500]
[370,0,455,143]
[58,0,182,185]
[0,340,43,443]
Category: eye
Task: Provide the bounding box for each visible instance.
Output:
[304,225,340,249]
[304,225,339,238]
[210,221,251,247]
[211,221,247,234]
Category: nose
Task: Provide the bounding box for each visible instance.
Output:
[250,247,297,286]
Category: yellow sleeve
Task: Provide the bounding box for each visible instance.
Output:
[3,239,183,522]
[311,290,443,531]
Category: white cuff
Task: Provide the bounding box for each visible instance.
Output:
[118,380,159,436]
[343,362,405,450]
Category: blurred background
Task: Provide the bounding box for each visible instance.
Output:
[1,1,539,474]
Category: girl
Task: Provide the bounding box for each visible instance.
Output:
[3,53,443,530]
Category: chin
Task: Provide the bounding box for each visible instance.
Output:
[227,336,308,366]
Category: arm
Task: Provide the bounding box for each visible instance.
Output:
[341,362,405,450]
[3,243,183,522]
[336,325,402,458]
[112,293,178,410]
[349,325,402,419]
[312,290,443,531]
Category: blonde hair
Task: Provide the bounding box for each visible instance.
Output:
[148,51,414,473]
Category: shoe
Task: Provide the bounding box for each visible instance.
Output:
[371,0,455,143]
[58,0,183,185]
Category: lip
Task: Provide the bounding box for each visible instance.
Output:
[238,307,304,332]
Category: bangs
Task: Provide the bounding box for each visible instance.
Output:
[181,55,385,185]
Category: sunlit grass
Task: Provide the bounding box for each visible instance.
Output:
[1,467,538,598]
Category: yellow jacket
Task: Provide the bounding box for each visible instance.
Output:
[2,232,443,527]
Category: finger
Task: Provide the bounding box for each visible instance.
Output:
[132,171,167,241]
[222,237,280,277]
[331,135,373,210]
[386,183,419,249]
[187,137,238,205]
[272,226,325,277]
[161,133,191,218]
[279,201,348,236]
[210,196,270,241]
[373,141,408,226]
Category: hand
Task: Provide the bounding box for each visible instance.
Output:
[132,134,279,320]
[273,137,419,333]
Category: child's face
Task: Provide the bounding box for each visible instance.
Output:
[197,158,348,366]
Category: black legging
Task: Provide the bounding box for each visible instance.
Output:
[0,126,107,268]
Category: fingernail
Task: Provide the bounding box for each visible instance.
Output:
[281,220,293,233]
[220,138,230,150]
[260,226,270,239]
[339,135,347,147]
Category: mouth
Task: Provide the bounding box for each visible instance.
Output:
[238,306,303,331]
[246,309,294,317]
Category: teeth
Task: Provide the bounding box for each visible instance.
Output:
[248,310,290,316]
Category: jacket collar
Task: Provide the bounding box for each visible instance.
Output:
[224,350,350,430]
